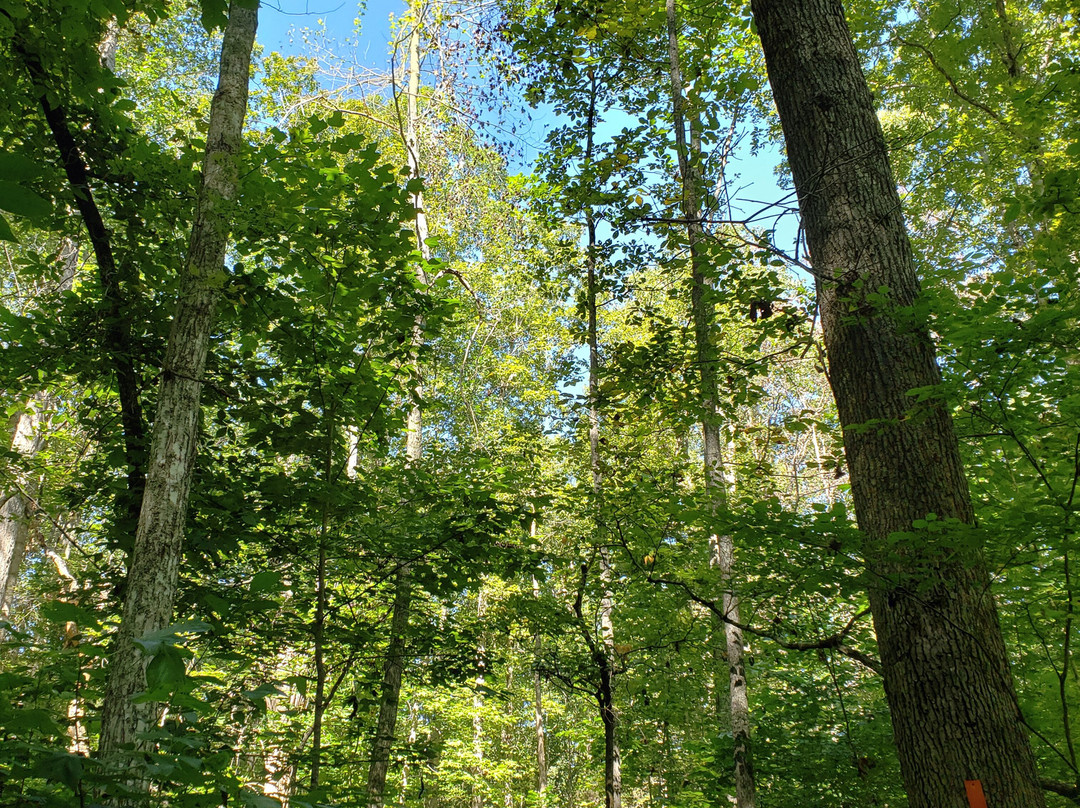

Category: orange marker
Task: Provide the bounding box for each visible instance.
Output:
[964,780,988,808]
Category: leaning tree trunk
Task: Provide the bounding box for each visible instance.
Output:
[98,0,258,759]
[665,2,755,805]
[367,5,429,805]
[749,2,1045,807]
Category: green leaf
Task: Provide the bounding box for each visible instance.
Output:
[133,620,212,654]
[249,570,280,593]
[0,152,42,182]
[0,212,16,242]
[32,752,83,792]
[0,182,50,219]
[146,645,187,690]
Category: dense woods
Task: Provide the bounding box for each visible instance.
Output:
[0,0,1077,807]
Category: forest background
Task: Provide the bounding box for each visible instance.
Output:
[0,0,1077,807]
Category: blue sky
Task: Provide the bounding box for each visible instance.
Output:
[254,0,801,260]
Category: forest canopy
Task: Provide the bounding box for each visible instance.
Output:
[0,1,1077,807]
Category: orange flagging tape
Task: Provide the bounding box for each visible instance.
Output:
[964,780,988,808]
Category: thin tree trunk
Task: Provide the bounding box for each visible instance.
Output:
[532,576,548,801]
[310,404,335,789]
[98,0,257,759]
[1,243,77,626]
[15,44,148,541]
[471,589,487,808]
[581,69,621,808]
[0,387,59,619]
[367,566,413,808]
[750,2,1045,807]
[665,3,755,805]
[367,5,430,805]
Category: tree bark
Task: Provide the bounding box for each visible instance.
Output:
[532,576,548,802]
[0,243,76,623]
[367,565,413,808]
[16,43,149,541]
[580,67,622,808]
[750,2,1045,807]
[98,0,257,759]
[366,4,429,804]
[665,3,755,805]
[0,396,50,618]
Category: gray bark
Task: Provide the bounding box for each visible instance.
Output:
[532,575,548,800]
[665,3,755,805]
[0,244,76,622]
[0,400,47,618]
[367,566,413,808]
[750,1,1045,806]
[367,8,429,804]
[98,0,257,759]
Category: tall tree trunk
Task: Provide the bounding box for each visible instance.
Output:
[367,566,413,808]
[471,589,487,808]
[367,4,429,805]
[750,2,1045,807]
[665,3,755,805]
[310,404,335,789]
[581,69,621,808]
[98,0,257,759]
[532,576,548,801]
[16,42,148,545]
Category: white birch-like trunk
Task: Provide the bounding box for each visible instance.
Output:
[665,3,755,805]
[0,394,53,619]
[98,0,257,760]
[367,5,433,804]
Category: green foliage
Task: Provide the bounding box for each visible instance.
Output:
[0,1,1077,807]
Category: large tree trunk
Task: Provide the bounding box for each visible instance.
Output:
[749,2,1045,807]
[664,4,755,805]
[98,0,257,759]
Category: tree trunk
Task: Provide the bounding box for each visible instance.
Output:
[98,0,257,759]
[367,566,413,808]
[1,243,76,624]
[366,4,430,804]
[580,66,622,808]
[749,2,1045,807]
[533,577,548,802]
[665,4,755,805]
[471,589,487,808]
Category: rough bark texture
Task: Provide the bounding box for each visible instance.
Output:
[98,0,257,759]
[665,3,755,804]
[367,566,413,808]
[750,2,1045,807]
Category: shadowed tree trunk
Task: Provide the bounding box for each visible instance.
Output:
[98,0,258,761]
[749,2,1046,807]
